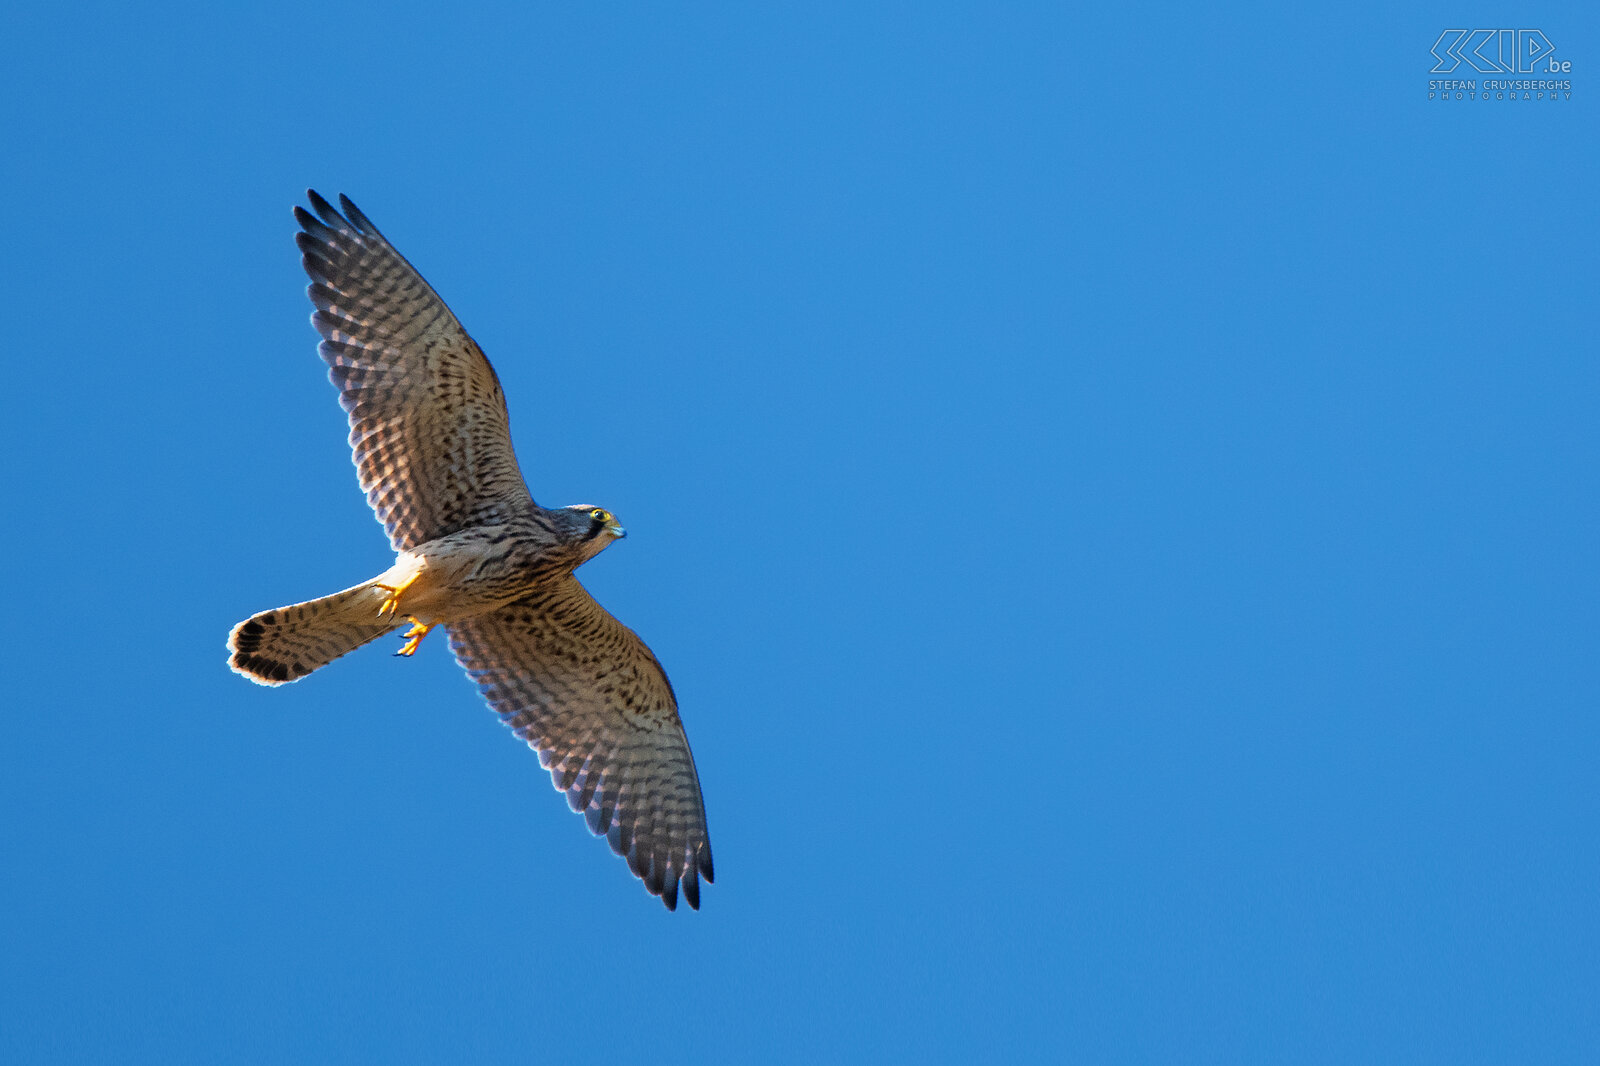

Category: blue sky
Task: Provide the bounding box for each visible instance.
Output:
[1,3,1596,1063]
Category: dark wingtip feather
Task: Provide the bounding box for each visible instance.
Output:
[586,803,615,835]
[307,283,342,314]
[682,866,701,910]
[612,822,634,859]
[554,762,581,792]
[306,189,344,228]
[572,772,601,814]
[661,875,679,911]
[339,194,381,237]
[295,216,337,252]
[645,855,666,898]
[698,841,715,883]
[301,259,334,290]
[297,236,335,271]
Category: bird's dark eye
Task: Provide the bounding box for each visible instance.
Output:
[589,508,608,523]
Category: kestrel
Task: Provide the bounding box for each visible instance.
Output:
[228,192,714,911]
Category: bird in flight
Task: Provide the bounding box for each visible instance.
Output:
[227,192,713,910]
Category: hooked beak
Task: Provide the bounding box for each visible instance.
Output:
[607,523,627,539]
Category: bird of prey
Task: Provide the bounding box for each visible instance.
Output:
[227,192,713,911]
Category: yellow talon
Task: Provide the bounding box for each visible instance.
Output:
[375,573,420,619]
[395,618,435,657]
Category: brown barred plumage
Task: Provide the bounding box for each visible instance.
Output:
[226,192,713,910]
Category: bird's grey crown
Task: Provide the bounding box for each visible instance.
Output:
[547,504,610,539]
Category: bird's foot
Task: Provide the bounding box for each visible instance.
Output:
[395,618,435,657]
[375,573,420,619]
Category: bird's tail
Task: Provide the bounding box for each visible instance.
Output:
[228,580,398,685]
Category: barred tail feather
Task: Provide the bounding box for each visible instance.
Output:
[228,581,397,685]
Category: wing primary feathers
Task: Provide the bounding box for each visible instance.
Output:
[293,241,326,267]
[573,766,602,812]
[300,257,337,289]
[292,189,534,551]
[307,283,344,313]
[339,194,382,236]
[306,189,346,229]
[644,849,662,894]
[294,209,338,246]
[610,819,634,860]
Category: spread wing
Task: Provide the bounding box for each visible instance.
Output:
[295,191,533,551]
[446,577,714,910]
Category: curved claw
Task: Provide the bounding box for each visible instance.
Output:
[375,573,420,619]
[395,618,435,657]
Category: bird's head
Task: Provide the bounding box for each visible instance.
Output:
[557,504,627,564]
